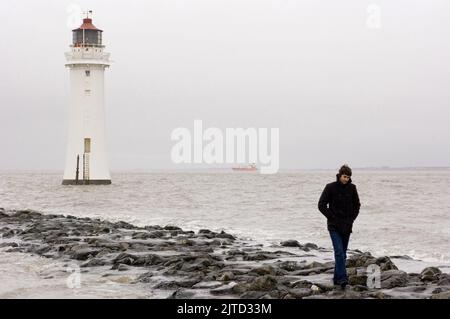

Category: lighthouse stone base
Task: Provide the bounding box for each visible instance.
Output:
[62,179,111,185]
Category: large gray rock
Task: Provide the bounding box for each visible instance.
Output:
[248,275,278,291]
[239,291,267,299]
[347,252,374,267]
[81,257,111,267]
[368,291,392,299]
[347,253,397,271]
[249,265,277,276]
[420,267,442,282]
[167,288,196,299]
[293,266,332,276]
[301,261,327,269]
[431,291,450,299]
[0,242,19,248]
[135,272,154,283]
[432,286,450,294]
[290,280,313,289]
[394,286,427,293]
[277,261,303,272]
[70,248,100,260]
[218,271,235,281]
[303,243,319,250]
[381,270,408,289]
[113,253,139,265]
[374,256,398,271]
[216,230,235,240]
[286,288,313,298]
[243,253,272,261]
[313,282,335,292]
[132,231,165,239]
[154,275,203,289]
[437,274,450,286]
[210,282,238,295]
[349,274,368,286]
[280,240,301,247]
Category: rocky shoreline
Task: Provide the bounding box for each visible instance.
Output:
[1,208,450,299]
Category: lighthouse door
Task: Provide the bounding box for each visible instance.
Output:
[84,138,91,153]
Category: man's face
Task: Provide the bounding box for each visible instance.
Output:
[339,174,351,184]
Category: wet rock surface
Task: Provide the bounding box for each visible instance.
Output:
[0,209,448,299]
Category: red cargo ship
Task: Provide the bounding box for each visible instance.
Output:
[232,163,258,172]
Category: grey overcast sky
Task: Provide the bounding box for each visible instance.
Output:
[1,0,449,170]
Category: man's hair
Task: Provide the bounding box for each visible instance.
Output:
[339,164,352,176]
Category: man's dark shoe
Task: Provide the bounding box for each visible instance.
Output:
[339,281,348,289]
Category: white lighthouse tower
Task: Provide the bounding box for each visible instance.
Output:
[63,13,111,185]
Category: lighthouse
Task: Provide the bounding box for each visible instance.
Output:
[62,13,111,185]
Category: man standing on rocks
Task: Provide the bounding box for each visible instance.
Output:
[318,164,361,289]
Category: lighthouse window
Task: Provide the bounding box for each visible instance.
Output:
[85,70,90,77]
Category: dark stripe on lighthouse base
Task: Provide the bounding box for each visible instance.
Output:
[62,180,111,185]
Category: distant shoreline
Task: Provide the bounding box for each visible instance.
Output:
[0,167,449,174]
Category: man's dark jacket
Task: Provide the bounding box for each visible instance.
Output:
[318,175,361,234]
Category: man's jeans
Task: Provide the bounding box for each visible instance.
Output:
[329,230,350,284]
